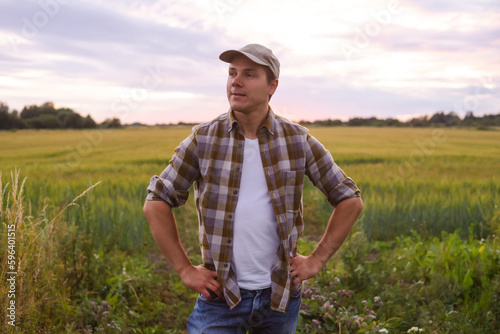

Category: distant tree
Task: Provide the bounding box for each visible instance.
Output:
[0,102,98,130]
[347,118,367,126]
[57,109,74,124]
[322,119,343,126]
[61,112,84,129]
[83,115,97,128]
[444,112,461,126]
[0,102,11,129]
[429,111,461,127]
[20,105,40,119]
[40,102,57,115]
[27,115,61,129]
[383,118,402,127]
[462,111,478,126]
[429,112,446,124]
[20,101,57,119]
[408,116,429,127]
[100,118,122,129]
[12,116,27,129]
[480,113,500,127]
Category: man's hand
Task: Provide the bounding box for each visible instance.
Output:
[179,264,223,299]
[289,198,363,286]
[143,201,223,300]
[289,254,322,286]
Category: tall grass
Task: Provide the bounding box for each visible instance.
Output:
[0,170,199,333]
[0,170,101,332]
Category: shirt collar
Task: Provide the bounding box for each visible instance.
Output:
[227,107,275,136]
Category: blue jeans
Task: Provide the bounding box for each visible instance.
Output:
[186,287,301,333]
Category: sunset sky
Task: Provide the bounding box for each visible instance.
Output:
[1,0,499,124]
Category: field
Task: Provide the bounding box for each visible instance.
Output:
[0,126,499,333]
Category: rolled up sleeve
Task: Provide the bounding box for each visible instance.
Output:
[146,130,200,208]
[305,134,361,207]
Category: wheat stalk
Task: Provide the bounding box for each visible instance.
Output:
[19,180,101,262]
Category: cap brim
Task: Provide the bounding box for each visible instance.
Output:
[219,50,268,67]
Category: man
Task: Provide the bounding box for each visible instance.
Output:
[143,43,363,333]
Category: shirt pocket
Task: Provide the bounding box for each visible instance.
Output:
[282,169,305,215]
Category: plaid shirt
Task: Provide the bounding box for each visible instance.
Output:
[146,108,361,313]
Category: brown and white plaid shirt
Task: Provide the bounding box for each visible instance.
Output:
[146,108,361,313]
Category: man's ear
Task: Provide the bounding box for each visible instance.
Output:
[269,78,279,96]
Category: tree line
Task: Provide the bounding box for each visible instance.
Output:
[299,111,500,128]
[0,102,122,130]
[1,101,498,130]
[136,111,500,129]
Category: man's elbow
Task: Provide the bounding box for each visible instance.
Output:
[143,200,159,223]
[340,196,363,215]
[143,201,150,214]
[354,196,363,214]
[143,200,172,221]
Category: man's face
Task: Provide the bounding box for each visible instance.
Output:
[226,55,278,114]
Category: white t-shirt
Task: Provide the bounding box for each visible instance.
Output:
[233,138,281,290]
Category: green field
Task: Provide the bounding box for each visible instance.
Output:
[1,126,499,333]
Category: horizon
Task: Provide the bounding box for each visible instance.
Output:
[4,100,499,127]
[1,0,499,125]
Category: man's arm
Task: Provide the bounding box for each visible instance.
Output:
[143,200,222,298]
[289,196,363,285]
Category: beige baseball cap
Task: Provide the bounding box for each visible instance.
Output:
[219,43,280,79]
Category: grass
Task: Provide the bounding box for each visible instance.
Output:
[0,125,499,332]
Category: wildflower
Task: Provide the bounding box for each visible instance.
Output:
[366,314,376,322]
[379,329,389,333]
[374,296,383,306]
[312,319,322,329]
[338,289,351,298]
[407,327,424,332]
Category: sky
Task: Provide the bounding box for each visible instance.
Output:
[0,0,499,124]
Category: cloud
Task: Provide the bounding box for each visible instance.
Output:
[0,0,498,124]
[408,0,500,13]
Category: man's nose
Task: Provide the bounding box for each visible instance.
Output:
[231,74,242,86]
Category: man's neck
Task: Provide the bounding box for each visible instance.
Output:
[233,106,269,139]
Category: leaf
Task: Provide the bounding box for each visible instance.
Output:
[462,270,474,289]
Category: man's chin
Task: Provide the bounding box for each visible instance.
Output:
[229,103,248,113]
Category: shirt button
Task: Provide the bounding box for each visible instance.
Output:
[233,190,238,195]
[236,167,240,172]
[238,144,242,148]
[228,214,233,219]
[227,239,232,244]
[224,264,228,268]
